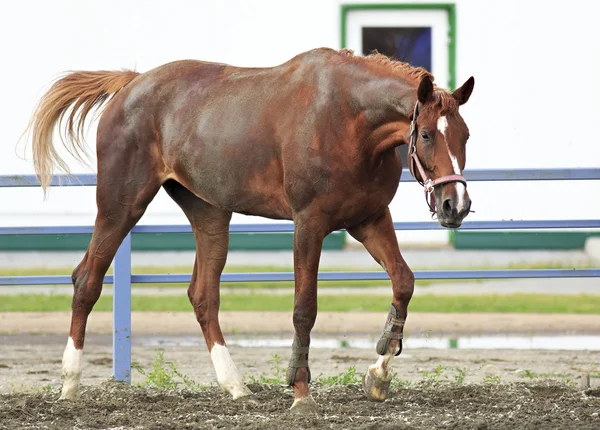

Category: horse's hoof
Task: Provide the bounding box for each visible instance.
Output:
[58,394,76,401]
[235,393,259,405]
[58,388,77,401]
[363,368,391,401]
[289,396,319,415]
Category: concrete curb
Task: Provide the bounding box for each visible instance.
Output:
[2,312,600,336]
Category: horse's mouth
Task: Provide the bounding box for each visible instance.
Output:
[439,220,462,229]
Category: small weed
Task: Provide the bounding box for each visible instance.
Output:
[134,348,204,391]
[317,366,362,385]
[248,353,287,385]
[537,372,572,379]
[563,378,578,388]
[391,373,412,389]
[35,385,52,394]
[518,369,538,380]
[483,375,502,384]
[454,367,467,385]
[422,365,447,383]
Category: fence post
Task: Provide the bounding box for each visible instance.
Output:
[113,232,132,384]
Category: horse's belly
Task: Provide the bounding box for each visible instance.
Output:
[172,148,292,220]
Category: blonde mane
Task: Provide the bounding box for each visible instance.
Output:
[338,49,458,114]
[338,48,433,85]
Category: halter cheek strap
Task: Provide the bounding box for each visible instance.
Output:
[407,102,467,215]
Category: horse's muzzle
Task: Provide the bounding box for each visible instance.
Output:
[437,188,471,228]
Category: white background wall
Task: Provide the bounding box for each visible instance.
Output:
[1,0,598,244]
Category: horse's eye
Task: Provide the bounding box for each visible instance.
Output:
[420,131,430,141]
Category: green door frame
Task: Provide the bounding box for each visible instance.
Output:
[340,3,457,90]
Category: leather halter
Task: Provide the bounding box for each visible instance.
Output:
[407,101,467,216]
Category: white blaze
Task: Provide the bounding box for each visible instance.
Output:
[437,115,467,213]
[210,343,252,399]
[59,337,83,400]
[437,115,448,136]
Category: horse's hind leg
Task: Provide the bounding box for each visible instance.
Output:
[347,208,414,401]
[60,137,163,400]
[162,180,253,400]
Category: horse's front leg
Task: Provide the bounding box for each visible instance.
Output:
[348,208,415,401]
[286,215,327,413]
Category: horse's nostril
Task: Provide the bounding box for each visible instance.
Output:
[443,198,453,216]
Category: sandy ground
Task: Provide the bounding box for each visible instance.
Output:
[2,333,600,395]
[1,311,600,428]
[2,311,600,336]
[1,311,600,395]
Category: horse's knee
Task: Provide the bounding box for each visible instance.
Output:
[70,265,101,310]
[71,257,88,287]
[390,263,414,301]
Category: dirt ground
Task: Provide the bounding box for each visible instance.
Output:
[1,312,600,428]
[1,379,599,429]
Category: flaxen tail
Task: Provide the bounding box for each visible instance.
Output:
[25,70,140,196]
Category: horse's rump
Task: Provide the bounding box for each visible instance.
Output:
[26,70,140,195]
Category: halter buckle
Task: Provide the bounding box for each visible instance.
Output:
[409,122,416,137]
[424,180,435,194]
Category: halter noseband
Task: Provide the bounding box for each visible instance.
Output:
[407,101,467,216]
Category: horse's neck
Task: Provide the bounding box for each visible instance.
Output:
[349,75,417,124]
[348,75,417,160]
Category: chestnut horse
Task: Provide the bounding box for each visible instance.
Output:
[26,47,474,411]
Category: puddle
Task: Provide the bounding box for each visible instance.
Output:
[138,334,600,351]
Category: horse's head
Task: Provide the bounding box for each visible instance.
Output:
[408,75,475,228]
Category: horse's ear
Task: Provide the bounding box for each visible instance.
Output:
[417,76,434,104]
[452,76,475,105]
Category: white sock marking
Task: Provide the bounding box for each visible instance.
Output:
[370,349,395,381]
[437,115,467,212]
[60,337,82,400]
[291,395,317,410]
[210,344,252,399]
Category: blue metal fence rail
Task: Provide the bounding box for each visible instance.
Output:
[1,168,599,383]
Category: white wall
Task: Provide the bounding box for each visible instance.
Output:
[1,0,598,243]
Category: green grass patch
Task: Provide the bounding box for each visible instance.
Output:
[134,348,207,391]
[2,293,599,314]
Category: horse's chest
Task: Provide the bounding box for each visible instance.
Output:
[321,159,402,226]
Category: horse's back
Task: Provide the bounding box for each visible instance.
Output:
[97,48,359,220]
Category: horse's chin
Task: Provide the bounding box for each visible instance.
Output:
[438,220,462,229]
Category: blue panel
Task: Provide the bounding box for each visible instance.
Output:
[113,233,132,384]
[362,27,432,71]
[458,168,600,182]
[0,275,113,285]
[129,268,600,284]
[1,169,599,188]
[0,174,97,187]
[1,219,599,236]
[0,226,95,235]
